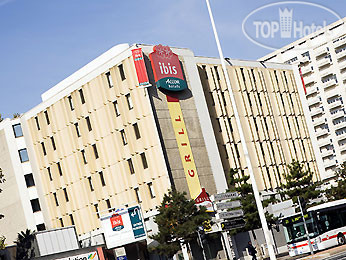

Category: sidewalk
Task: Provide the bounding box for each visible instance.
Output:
[275,244,346,260]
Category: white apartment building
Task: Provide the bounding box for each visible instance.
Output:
[260,17,346,181]
[0,118,46,246]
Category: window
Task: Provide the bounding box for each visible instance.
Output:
[59,218,64,227]
[81,150,87,164]
[106,72,114,88]
[88,176,94,191]
[24,173,35,187]
[133,123,141,139]
[216,118,222,132]
[118,64,126,81]
[41,142,46,156]
[51,136,56,150]
[209,92,215,106]
[47,167,53,181]
[86,116,92,131]
[13,124,23,137]
[79,89,85,104]
[36,223,46,231]
[68,96,74,111]
[113,100,120,116]
[35,116,40,130]
[63,188,69,202]
[106,199,112,212]
[94,204,99,218]
[140,152,148,169]
[53,192,59,206]
[57,162,63,176]
[70,214,75,225]
[127,158,135,174]
[125,93,133,110]
[31,199,41,212]
[92,144,99,159]
[19,149,29,163]
[120,129,128,145]
[99,171,106,186]
[75,123,81,137]
[134,187,141,203]
[223,145,229,159]
[44,110,50,125]
[147,182,155,198]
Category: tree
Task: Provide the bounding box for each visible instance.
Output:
[14,229,35,260]
[0,114,3,122]
[13,113,20,119]
[281,160,321,211]
[150,190,210,257]
[326,162,346,201]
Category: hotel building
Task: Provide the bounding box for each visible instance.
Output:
[260,17,346,180]
[0,118,45,246]
[0,43,320,257]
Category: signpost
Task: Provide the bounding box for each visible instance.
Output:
[216,200,241,210]
[214,192,240,201]
[221,218,246,231]
[219,210,244,219]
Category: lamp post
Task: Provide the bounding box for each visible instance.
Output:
[204,1,277,259]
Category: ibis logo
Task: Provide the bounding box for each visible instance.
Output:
[149,44,187,91]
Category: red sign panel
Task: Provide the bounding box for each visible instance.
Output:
[110,214,124,231]
[132,48,150,86]
[149,44,187,91]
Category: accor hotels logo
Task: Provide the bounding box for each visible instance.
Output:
[149,44,187,91]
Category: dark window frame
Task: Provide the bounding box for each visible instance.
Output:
[12,124,23,138]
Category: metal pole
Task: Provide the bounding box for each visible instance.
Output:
[298,196,314,255]
[204,1,276,259]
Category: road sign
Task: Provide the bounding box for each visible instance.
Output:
[214,192,240,201]
[219,209,244,219]
[216,200,241,210]
[221,218,246,231]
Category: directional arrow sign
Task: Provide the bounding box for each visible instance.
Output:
[216,200,241,210]
[214,192,240,201]
[219,209,244,219]
[221,218,246,231]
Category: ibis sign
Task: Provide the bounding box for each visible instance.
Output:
[149,44,187,92]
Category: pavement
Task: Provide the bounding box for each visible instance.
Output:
[275,244,346,260]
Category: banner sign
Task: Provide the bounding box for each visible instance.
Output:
[101,205,146,249]
[195,188,213,212]
[56,251,98,260]
[132,48,150,87]
[149,44,187,91]
[166,96,201,199]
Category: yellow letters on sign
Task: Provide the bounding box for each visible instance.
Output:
[166,98,201,199]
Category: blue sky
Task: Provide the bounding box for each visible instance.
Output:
[0,0,344,118]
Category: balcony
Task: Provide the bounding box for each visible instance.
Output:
[336,49,346,60]
[315,128,329,137]
[334,121,346,130]
[342,73,346,82]
[323,78,337,89]
[328,99,343,109]
[320,70,333,79]
[317,58,332,68]
[323,159,337,169]
[312,117,326,127]
[336,131,346,141]
[303,75,315,85]
[305,86,318,96]
[300,56,311,64]
[321,149,334,158]
[333,37,346,48]
[338,59,346,70]
[315,47,328,57]
[331,109,345,119]
[310,107,324,117]
[307,96,321,106]
[300,66,313,75]
[339,143,346,152]
[318,137,331,148]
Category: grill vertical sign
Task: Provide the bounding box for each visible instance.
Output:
[149,44,187,91]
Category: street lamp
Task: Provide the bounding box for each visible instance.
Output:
[204,1,277,259]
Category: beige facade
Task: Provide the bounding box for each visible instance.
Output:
[196,58,320,190]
